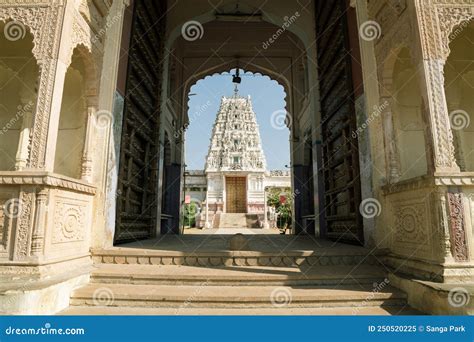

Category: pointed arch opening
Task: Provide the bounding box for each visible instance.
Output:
[445,22,474,171]
[181,68,293,234]
[0,21,39,171]
[54,46,98,180]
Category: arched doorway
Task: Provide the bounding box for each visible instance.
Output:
[112,0,365,246]
[182,69,291,234]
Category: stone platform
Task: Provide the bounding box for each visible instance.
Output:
[60,235,421,315]
[92,235,383,267]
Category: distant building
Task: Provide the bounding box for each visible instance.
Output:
[184,93,291,228]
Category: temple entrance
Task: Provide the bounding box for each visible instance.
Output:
[225,177,247,213]
[111,0,365,244]
[1,0,471,317]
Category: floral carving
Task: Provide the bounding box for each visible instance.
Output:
[52,201,86,244]
[13,191,35,260]
[394,204,428,244]
[447,192,469,261]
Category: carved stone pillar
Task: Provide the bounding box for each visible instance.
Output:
[446,99,466,171]
[418,59,459,173]
[15,96,34,171]
[380,98,401,183]
[263,187,269,228]
[413,1,462,173]
[81,105,96,183]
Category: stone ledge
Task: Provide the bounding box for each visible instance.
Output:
[383,254,474,282]
[389,273,474,315]
[0,272,90,315]
[381,176,433,195]
[92,253,381,267]
[0,171,96,194]
[382,174,474,195]
[0,254,93,285]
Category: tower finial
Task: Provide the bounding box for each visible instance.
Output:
[234,83,239,96]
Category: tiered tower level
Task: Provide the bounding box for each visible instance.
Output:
[205,94,267,172]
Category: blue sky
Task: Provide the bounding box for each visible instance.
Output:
[185,70,290,170]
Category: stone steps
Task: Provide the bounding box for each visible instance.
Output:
[70,283,407,309]
[92,246,381,268]
[218,213,248,228]
[89,263,388,286]
[61,305,420,315]
[67,237,414,314]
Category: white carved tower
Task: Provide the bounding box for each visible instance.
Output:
[205,93,267,173]
[204,92,267,219]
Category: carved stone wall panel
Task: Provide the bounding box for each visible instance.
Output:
[44,189,92,260]
[52,198,86,244]
[390,191,434,259]
[447,192,469,261]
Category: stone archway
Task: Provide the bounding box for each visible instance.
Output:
[112,0,367,243]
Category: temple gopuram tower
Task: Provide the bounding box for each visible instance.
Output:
[204,93,267,217]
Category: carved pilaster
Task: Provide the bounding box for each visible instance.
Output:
[380,98,401,183]
[13,190,35,260]
[14,95,35,170]
[31,188,48,257]
[81,106,95,183]
[447,192,469,262]
[413,0,474,173]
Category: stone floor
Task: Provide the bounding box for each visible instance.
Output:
[108,234,372,254]
[185,227,281,235]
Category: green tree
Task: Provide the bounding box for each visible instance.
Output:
[266,188,292,229]
[183,202,198,227]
